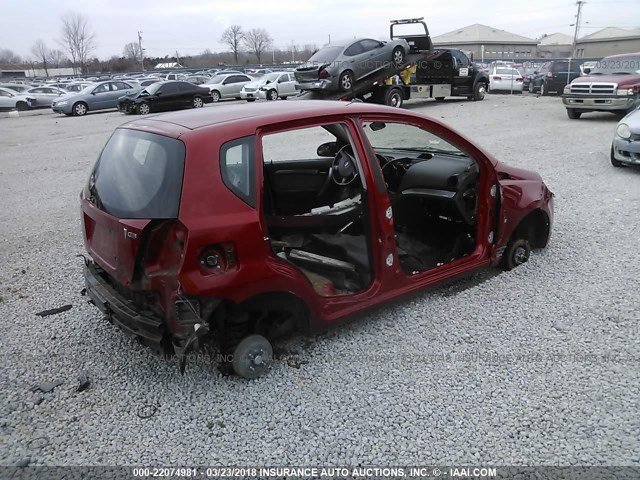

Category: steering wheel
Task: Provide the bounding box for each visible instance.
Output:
[331,145,359,186]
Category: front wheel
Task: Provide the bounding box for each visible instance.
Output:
[610,144,623,167]
[138,102,150,115]
[246,98,256,102]
[16,101,29,111]
[392,47,405,65]
[73,102,88,116]
[339,71,354,91]
[232,335,273,379]
[267,89,278,101]
[211,91,221,102]
[502,239,531,271]
[473,82,486,101]
[566,108,581,119]
[434,96,445,102]
[192,96,204,108]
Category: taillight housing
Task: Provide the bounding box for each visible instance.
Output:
[546,72,553,78]
[143,221,187,276]
[492,76,501,81]
[199,243,237,275]
[516,77,523,82]
[318,69,330,79]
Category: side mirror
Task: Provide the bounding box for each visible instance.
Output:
[378,41,384,48]
[317,141,337,157]
[583,67,591,74]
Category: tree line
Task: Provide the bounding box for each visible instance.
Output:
[1,14,319,75]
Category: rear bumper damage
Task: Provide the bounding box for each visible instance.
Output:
[84,261,166,351]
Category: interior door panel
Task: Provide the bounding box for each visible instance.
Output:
[264,158,335,214]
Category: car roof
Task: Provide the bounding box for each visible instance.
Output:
[121,100,420,134]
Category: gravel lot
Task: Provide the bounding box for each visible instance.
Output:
[1,95,638,467]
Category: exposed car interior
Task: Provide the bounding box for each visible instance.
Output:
[262,124,372,296]
[260,121,479,296]
[363,121,478,274]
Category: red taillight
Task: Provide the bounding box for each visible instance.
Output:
[546,72,553,78]
[318,69,330,79]
[492,76,502,81]
[516,77,523,82]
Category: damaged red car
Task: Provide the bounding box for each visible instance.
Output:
[81,101,554,378]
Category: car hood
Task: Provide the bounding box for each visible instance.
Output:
[572,74,640,86]
[494,161,543,182]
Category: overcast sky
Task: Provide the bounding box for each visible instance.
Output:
[1,0,637,60]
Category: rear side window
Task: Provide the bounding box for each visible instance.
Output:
[220,136,256,207]
[89,129,185,219]
[552,61,580,72]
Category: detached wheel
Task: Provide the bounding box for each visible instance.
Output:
[502,239,531,271]
[339,71,354,91]
[211,90,221,102]
[384,88,403,108]
[192,96,204,108]
[232,334,273,379]
[138,102,150,115]
[16,101,29,111]
[610,144,623,167]
[472,82,486,101]
[566,108,581,119]
[392,47,405,65]
[73,102,88,116]
[267,89,278,101]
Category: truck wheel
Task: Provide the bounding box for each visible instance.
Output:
[610,144,623,167]
[566,108,581,119]
[472,82,486,101]
[339,71,354,91]
[232,334,273,379]
[384,88,403,108]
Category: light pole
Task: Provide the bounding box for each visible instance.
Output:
[568,1,585,85]
[138,31,144,71]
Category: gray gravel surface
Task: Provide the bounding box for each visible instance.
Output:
[1,96,639,466]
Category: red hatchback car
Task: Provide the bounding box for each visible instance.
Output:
[81,101,554,378]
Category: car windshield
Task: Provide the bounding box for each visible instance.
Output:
[589,56,640,75]
[142,83,162,95]
[80,85,95,94]
[89,129,185,219]
[551,61,581,72]
[496,68,519,75]
[261,73,280,83]
[306,46,343,64]
[362,121,464,155]
[205,75,226,84]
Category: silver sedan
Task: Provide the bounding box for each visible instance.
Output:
[611,106,640,167]
[295,37,409,91]
[23,86,68,108]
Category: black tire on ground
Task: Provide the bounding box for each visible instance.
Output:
[434,96,446,102]
[73,102,88,116]
[392,47,405,65]
[339,71,354,91]
[610,144,624,167]
[566,108,582,119]
[246,98,256,102]
[384,88,403,108]
[211,91,221,102]
[267,89,278,101]
[529,83,537,94]
[138,102,150,115]
[232,334,273,379]
[472,82,487,101]
[192,96,204,108]
[502,238,531,271]
[540,82,547,96]
[16,101,29,111]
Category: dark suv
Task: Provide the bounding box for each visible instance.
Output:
[530,60,581,96]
